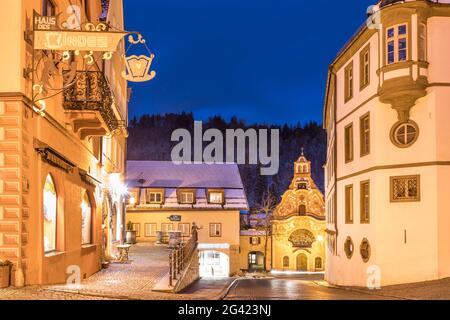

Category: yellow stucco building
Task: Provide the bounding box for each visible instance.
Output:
[126,161,249,278]
[0,0,130,286]
[272,153,326,272]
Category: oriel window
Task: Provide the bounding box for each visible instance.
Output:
[387,24,408,65]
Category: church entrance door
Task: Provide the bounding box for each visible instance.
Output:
[296,253,308,271]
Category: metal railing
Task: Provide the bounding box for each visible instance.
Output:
[169,232,198,287]
[63,70,121,132]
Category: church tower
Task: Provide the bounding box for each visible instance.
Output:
[271,152,326,272]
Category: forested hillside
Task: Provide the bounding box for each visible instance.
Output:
[127,113,326,208]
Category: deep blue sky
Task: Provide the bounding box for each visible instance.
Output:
[124,0,374,125]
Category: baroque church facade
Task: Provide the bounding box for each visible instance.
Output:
[271,153,326,272]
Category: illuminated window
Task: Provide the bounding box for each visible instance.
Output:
[43,174,57,253]
[208,190,224,204]
[387,24,408,65]
[81,192,92,245]
[128,189,139,206]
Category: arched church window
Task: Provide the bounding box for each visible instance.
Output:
[283,256,290,268]
[315,257,322,270]
[43,174,57,253]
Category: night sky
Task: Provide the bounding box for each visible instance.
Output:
[124,0,374,125]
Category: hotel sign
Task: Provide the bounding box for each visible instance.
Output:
[33,11,126,52]
[34,30,126,52]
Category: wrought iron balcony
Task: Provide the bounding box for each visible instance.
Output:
[63,71,125,135]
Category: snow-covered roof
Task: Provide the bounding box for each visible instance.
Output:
[126,161,249,210]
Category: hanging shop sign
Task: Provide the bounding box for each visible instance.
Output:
[33,12,126,52]
[122,34,156,82]
[29,7,156,117]
[33,30,127,52]
[168,215,182,222]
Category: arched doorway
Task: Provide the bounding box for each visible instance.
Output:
[297,253,308,272]
[248,252,264,272]
[199,251,229,278]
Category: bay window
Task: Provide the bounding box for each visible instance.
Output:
[387,24,408,65]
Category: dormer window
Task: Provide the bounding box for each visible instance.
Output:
[146,189,164,204]
[208,189,225,205]
[387,24,408,65]
[178,189,196,204]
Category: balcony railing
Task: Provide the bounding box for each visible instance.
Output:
[63,70,122,132]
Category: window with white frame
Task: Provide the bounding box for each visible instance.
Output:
[387,24,408,65]
[209,223,222,237]
[161,223,173,234]
[145,223,157,237]
[178,223,191,236]
[146,189,163,204]
[179,191,195,204]
[208,190,224,204]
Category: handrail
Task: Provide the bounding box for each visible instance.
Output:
[169,232,198,287]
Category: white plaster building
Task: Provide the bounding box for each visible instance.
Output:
[323,0,450,287]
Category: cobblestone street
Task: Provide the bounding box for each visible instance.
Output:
[0,243,232,300]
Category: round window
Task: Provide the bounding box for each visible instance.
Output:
[391,121,419,148]
[360,238,371,263]
[344,237,354,259]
